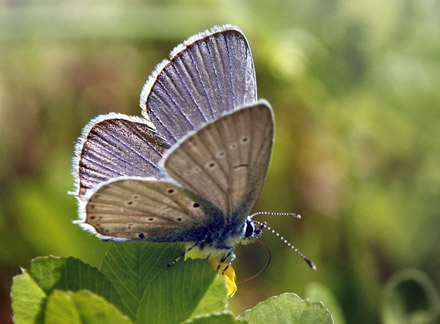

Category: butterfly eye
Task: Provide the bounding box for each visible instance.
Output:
[244,220,255,238]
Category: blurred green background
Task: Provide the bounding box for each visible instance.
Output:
[1,1,439,323]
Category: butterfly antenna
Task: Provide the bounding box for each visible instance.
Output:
[251,211,302,220]
[253,220,317,271]
[237,238,272,284]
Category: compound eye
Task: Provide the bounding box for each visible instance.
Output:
[244,220,255,238]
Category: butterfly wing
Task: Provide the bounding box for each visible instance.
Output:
[140,25,257,144]
[162,100,274,224]
[73,114,170,198]
[79,101,273,242]
[80,177,223,241]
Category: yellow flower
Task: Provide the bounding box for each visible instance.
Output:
[209,260,237,297]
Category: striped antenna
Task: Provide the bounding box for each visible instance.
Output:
[252,220,317,271]
[251,211,302,219]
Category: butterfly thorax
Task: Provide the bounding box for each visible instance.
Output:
[195,216,261,253]
[200,222,244,248]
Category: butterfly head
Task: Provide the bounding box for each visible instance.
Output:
[243,216,265,240]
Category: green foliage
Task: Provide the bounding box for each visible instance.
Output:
[382,270,440,324]
[28,256,123,311]
[99,242,186,319]
[11,243,334,324]
[10,271,46,324]
[182,312,245,324]
[11,256,124,324]
[1,1,440,323]
[238,293,333,324]
[45,290,133,324]
[135,259,222,323]
[306,283,346,324]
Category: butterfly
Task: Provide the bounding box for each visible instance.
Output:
[72,25,315,271]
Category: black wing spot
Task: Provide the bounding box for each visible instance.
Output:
[184,170,192,176]
[193,203,200,208]
[139,233,145,239]
[193,166,200,173]
[217,151,225,157]
[148,217,154,221]
[127,201,133,205]
[229,143,238,150]
[90,216,96,220]
[177,217,182,222]
[207,162,216,168]
[167,189,175,194]
[241,137,249,143]
[133,195,139,199]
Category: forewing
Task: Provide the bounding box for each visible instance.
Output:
[80,177,223,241]
[73,114,170,198]
[163,100,274,222]
[140,25,257,144]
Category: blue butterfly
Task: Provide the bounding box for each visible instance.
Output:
[72,25,315,271]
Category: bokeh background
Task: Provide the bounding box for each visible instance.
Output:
[1,1,439,323]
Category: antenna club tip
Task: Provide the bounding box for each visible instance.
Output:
[305,258,317,271]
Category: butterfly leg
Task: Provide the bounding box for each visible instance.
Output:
[218,246,235,274]
[167,241,200,267]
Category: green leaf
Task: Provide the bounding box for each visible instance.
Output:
[238,293,334,324]
[99,242,185,320]
[44,290,81,324]
[135,259,222,324]
[305,283,346,324]
[11,270,47,324]
[190,274,228,318]
[28,256,124,313]
[183,312,246,324]
[382,269,440,324]
[45,290,133,324]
